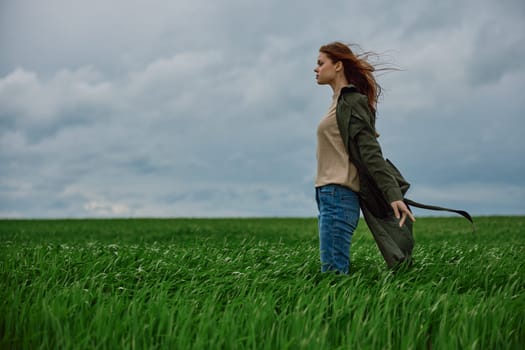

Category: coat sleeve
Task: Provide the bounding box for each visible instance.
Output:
[350,95,403,204]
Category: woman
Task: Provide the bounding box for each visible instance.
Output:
[314,41,415,274]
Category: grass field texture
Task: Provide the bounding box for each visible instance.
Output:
[1,216,524,349]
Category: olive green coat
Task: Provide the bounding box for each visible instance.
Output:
[335,85,414,268]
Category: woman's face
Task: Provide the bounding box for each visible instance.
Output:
[314,52,337,85]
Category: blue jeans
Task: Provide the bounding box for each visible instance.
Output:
[316,184,360,274]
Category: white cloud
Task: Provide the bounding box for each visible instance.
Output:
[84,201,130,216]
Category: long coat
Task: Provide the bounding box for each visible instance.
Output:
[335,84,414,268]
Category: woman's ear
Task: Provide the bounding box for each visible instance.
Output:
[335,61,343,73]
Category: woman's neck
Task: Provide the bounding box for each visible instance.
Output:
[330,76,349,95]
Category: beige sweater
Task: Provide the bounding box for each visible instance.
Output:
[315,93,360,192]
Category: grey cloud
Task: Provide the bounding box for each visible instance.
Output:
[1,0,524,217]
[466,26,525,86]
[410,183,525,216]
[0,67,114,141]
[0,0,212,75]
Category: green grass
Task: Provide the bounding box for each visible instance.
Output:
[1,217,524,349]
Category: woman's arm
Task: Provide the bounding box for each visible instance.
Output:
[352,96,415,226]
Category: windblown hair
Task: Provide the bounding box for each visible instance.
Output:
[319,42,391,119]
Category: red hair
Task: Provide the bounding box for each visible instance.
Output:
[319,42,391,118]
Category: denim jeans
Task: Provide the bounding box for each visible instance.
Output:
[316,184,360,274]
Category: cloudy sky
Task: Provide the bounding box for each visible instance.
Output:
[1,0,524,218]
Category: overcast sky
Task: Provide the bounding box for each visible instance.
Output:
[1,0,524,218]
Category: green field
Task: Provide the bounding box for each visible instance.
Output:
[1,217,524,349]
